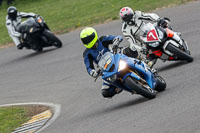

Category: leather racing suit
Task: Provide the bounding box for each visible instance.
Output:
[121,11,160,66]
[122,11,184,67]
[83,35,128,98]
[6,12,36,47]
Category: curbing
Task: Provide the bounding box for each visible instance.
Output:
[0,102,61,133]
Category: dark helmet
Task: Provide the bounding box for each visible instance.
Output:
[7,6,18,20]
[119,7,134,23]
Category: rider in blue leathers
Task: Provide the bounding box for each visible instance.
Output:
[80,27,139,98]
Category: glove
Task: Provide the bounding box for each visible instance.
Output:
[157,18,169,28]
[112,37,121,46]
[34,14,40,18]
[112,37,122,52]
[89,69,98,78]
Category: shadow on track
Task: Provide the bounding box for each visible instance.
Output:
[19,48,57,59]
[157,61,188,72]
[0,48,58,67]
[81,97,148,120]
[101,97,148,114]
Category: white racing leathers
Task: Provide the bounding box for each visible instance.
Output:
[6,12,36,46]
[122,11,160,55]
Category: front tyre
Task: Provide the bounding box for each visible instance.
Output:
[124,76,156,99]
[166,44,193,62]
[154,75,166,92]
[43,30,62,48]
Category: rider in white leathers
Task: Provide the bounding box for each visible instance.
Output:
[119,7,182,67]
[6,6,37,49]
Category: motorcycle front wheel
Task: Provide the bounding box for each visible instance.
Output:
[154,75,166,92]
[43,30,62,48]
[124,76,156,99]
[166,44,193,62]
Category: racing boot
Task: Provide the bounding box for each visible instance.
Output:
[102,81,122,98]
[17,43,24,50]
[115,87,123,94]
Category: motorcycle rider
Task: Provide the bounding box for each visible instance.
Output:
[6,6,37,49]
[119,7,176,67]
[81,27,140,98]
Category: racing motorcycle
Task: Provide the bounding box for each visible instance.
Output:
[17,16,62,51]
[140,23,193,66]
[95,46,166,99]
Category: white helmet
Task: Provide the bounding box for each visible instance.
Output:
[119,7,134,22]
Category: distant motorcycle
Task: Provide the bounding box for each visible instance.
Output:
[17,16,62,52]
[140,22,193,66]
[95,46,166,99]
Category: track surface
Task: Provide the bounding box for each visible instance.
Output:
[0,1,200,133]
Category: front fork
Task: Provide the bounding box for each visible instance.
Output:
[173,32,189,52]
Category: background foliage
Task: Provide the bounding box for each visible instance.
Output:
[0,0,192,45]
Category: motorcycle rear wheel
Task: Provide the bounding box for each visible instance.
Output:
[124,76,156,99]
[166,44,193,62]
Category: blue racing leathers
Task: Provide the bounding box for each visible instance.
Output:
[83,35,123,75]
[83,35,123,98]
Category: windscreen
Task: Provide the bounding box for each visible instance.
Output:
[18,18,36,32]
[98,52,113,70]
[143,23,155,36]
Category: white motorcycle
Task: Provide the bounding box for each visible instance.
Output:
[140,22,193,64]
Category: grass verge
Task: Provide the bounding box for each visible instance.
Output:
[0,0,194,46]
[0,105,49,133]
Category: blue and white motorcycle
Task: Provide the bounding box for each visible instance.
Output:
[96,47,166,99]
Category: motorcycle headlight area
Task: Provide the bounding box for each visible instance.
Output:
[118,60,127,72]
[149,42,160,47]
[37,18,43,23]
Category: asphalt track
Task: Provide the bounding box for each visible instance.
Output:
[0,1,200,133]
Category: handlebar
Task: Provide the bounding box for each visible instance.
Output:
[94,45,123,82]
[94,69,102,82]
[112,46,123,54]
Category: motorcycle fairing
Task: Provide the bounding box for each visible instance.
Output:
[120,56,156,88]
[147,29,160,42]
[101,52,156,89]
[18,18,41,34]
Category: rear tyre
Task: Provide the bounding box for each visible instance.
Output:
[154,75,166,92]
[43,30,62,48]
[124,76,156,99]
[166,44,193,62]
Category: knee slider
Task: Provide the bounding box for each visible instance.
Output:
[102,89,115,98]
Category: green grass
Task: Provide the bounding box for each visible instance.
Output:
[0,106,29,133]
[0,105,49,133]
[0,0,193,45]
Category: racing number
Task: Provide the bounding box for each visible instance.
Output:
[147,29,159,42]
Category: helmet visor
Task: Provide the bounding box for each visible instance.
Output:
[8,10,17,20]
[122,14,133,22]
[81,32,95,45]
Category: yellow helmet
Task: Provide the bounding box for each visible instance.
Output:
[80,27,98,49]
